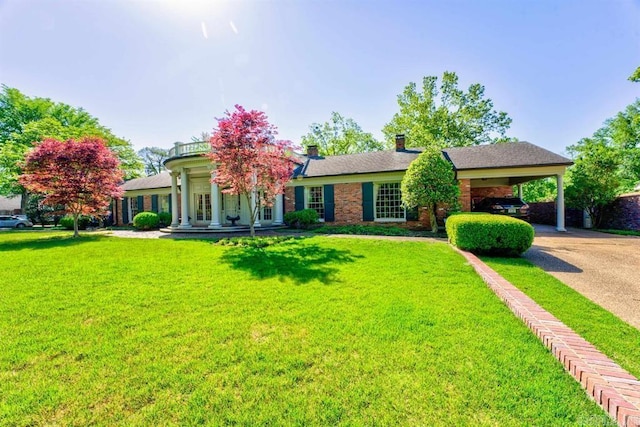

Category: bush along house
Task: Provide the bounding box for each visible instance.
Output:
[113,136,573,232]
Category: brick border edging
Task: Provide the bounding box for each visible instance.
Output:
[457,248,640,427]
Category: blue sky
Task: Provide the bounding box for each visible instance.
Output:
[0,0,638,155]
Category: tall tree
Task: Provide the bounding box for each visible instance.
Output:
[20,137,124,237]
[138,147,169,175]
[383,71,513,149]
[565,138,621,228]
[207,105,296,237]
[301,112,383,155]
[401,147,460,232]
[0,86,143,209]
[517,178,557,203]
[629,66,640,83]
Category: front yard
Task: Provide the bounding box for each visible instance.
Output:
[0,232,607,425]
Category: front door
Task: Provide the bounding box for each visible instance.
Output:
[222,194,241,225]
[194,193,211,225]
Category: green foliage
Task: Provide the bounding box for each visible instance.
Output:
[446,213,534,256]
[132,211,160,230]
[0,85,143,198]
[402,147,460,232]
[284,208,319,229]
[301,112,384,155]
[138,146,168,176]
[25,194,63,226]
[59,215,91,230]
[215,235,298,248]
[517,177,557,202]
[314,224,413,236]
[157,211,172,227]
[566,138,621,227]
[629,66,640,83]
[383,71,513,149]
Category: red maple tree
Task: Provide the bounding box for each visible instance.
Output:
[20,137,124,237]
[208,105,296,237]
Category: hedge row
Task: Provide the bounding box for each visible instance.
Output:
[446,213,534,256]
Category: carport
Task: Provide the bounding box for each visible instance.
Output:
[443,142,574,231]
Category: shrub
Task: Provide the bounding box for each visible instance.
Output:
[158,212,172,227]
[284,209,319,229]
[446,213,534,256]
[215,236,298,248]
[133,211,159,230]
[59,215,92,230]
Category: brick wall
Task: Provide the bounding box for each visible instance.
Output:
[284,187,295,214]
[601,193,640,231]
[459,179,471,212]
[470,186,513,210]
[333,183,363,224]
[528,202,584,227]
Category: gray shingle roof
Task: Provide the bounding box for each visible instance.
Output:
[442,141,572,170]
[121,171,172,191]
[293,148,424,178]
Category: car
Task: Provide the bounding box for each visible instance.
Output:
[473,197,530,221]
[0,215,34,228]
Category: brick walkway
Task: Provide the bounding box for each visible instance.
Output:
[459,249,640,427]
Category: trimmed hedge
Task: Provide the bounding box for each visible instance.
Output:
[284,209,319,229]
[133,211,160,230]
[158,212,172,227]
[446,213,534,256]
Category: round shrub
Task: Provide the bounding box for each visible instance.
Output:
[133,211,160,230]
[446,213,534,256]
[284,209,319,229]
[158,212,172,227]
[59,215,92,230]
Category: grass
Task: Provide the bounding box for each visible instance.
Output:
[0,230,608,425]
[482,256,640,379]
[594,228,640,237]
[313,224,446,238]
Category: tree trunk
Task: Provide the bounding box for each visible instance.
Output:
[73,212,80,238]
[20,189,28,214]
[430,203,438,233]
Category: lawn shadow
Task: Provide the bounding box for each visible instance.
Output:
[0,234,106,252]
[522,245,583,273]
[219,239,362,285]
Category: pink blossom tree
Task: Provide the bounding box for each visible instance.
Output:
[208,105,296,237]
[20,137,124,237]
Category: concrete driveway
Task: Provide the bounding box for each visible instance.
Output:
[525,225,640,330]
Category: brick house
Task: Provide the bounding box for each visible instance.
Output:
[114,137,572,231]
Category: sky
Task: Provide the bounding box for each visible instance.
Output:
[0,0,639,156]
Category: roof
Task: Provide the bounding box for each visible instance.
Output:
[0,195,21,212]
[442,141,572,171]
[121,171,172,191]
[293,148,424,178]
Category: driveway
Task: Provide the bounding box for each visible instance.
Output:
[525,225,640,330]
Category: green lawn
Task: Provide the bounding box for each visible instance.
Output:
[482,256,640,379]
[0,231,608,425]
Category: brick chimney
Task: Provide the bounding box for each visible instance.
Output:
[395,134,406,151]
[307,145,319,157]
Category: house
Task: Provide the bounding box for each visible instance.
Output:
[114,136,573,231]
[0,195,21,215]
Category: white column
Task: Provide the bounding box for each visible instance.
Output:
[556,173,566,232]
[179,168,192,228]
[208,171,221,228]
[517,184,523,199]
[251,190,261,227]
[170,172,179,228]
[273,194,283,225]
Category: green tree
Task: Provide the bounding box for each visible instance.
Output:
[517,178,557,203]
[383,71,513,149]
[629,66,640,83]
[401,147,460,232]
[301,112,383,155]
[565,138,621,228]
[605,100,640,189]
[138,147,169,175]
[0,86,143,210]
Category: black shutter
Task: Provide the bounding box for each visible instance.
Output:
[168,195,172,213]
[323,184,335,222]
[122,198,129,223]
[294,186,305,211]
[151,195,158,212]
[406,206,419,221]
[362,182,374,221]
[137,196,144,213]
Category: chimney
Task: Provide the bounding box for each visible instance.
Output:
[307,145,319,157]
[395,134,406,151]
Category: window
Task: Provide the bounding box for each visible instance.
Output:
[307,186,324,219]
[130,197,139,219]
[258,192,273,221]
[159,195,170,213]
[375,182,405,220]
